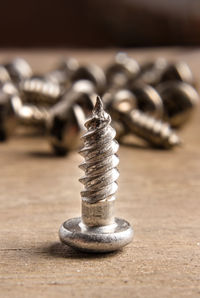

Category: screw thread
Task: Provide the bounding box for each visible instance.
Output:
[21,78,61,104]
[123,109,180,148]
[79,96,119,205]
[12,96,49,125]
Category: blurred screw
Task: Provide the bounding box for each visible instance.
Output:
[133,58,168,87]
[104,90,180,149]
[160,61,194,86]
[71,63,106,94]
[0,89,17,141]
[130,84,164,119]
[157,81,199,127]
[0,66,11,84]
[0,81,95,154]
[106,52,140,89]
[46,57,79,87]
[4,58,32,84]
[20,77,62,106]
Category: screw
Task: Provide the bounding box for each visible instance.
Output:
[132,58,168,87]
[20,76,63,106]
[130,84,164,119]
[59,96,133,252]
[4,58,32,84]
[71,64,106,95]
[0,88,17,141]
[106,52,140,90]
[46,57,79,87]
[0,65,11,84]
[104,89,180,149]
[160,61,194,86]
[47,91,95,155]
[157,81,199,128]
[0,82,95,154]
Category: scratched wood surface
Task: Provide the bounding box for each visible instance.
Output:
[0,49,200,298]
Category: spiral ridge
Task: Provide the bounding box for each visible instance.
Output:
[79,96,119,204]
[125,109,180,148]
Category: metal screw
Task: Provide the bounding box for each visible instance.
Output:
[106,52,140,90]
[130,84,164,119]
[0,65,11,84]
[0,82,95,154]
[47,91,95,155]
[4,58,32,84]
[71,64,106,95]
[157,81,199,128]
[104,89,180,149]
[59,96,133,252]
[46,57,79,87]
[132,58,168,87]
[20,77,63,106]
[160,61,194,86]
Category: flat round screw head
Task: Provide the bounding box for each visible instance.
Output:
[131,84,164,119]
[106,52,140,88]
[157,81,199,127]
[71,64,106,94]
[59,217,133,253]
[160,61,194,85]
[48,103,86,155]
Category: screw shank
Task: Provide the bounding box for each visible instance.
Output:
[82,196,115,227]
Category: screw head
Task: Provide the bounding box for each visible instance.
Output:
[0,90,17,141]
[160,61,194,85]
[59,217,133,253]
[157,81,199,127]
[106,53,140,88]
[71,64,106,94]
[48,103,86,155]
[131,84,164,119]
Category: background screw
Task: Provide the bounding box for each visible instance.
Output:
[105,89,180,149]
[157,81,199,127]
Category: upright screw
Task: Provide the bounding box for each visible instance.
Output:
[59,96,133,252]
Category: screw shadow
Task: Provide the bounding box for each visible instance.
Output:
[27,150,69,159]
[44,242,121,260]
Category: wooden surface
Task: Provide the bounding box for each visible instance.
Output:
[0,49,200,298]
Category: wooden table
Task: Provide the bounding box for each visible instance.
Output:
[0,49,200,298]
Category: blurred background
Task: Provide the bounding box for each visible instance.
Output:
[1,0,200,48]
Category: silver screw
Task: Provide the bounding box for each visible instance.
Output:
[4,58,32,84]
[105,90,180,149]
[20,77,62,106]
[157,81,199,128]
[59,96,133,253]
[0,82,95,154]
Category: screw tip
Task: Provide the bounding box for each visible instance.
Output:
[93,96,104,116]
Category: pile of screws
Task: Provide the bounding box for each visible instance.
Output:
[0,53,199,155]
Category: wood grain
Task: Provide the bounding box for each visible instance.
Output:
[0,49,200,298]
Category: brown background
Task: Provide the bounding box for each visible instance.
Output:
[1,0,200,47]
[0,48,200,297]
